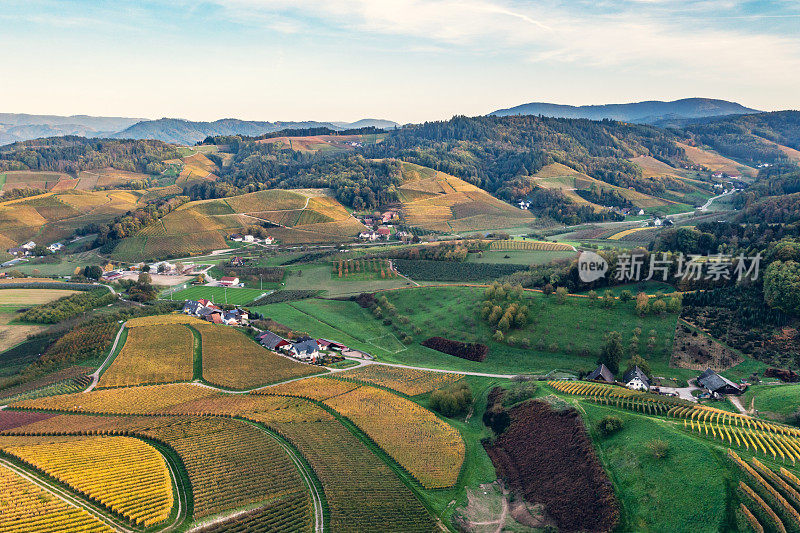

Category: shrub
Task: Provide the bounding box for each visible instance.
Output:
[422,336,489,362]
[503,382,538,406]
[429,382,473,418]
[646,439,670,459]
[595,415,624,437]
[619,290,634,302]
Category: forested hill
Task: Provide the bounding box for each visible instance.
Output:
[0,136,180,174]
[679,111,800,165]
[362,114,687,198]
[490,98,759,124]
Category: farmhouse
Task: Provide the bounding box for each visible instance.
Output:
[222,309,248,325]
[219,276,240,286]
[586,364,615,383]
[289,339,320,362]
[697,369,743,396]
[47,242,63,252]
[623,366,650,391]
[359,231,379,241]
[258,331,290,351]
[7,246,29,257]
[317,339,346,351]
[377,226,391,238]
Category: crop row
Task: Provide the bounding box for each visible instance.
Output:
[489,240,573,251]
[335,365,463,396]
[0,465,113,533]
[0,435,173,526]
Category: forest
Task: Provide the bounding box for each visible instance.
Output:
[0,136,180,174]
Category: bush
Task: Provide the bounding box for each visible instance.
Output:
[429,382,473,417]
[503,382,538,406]
[645,439,670,459]
[595,415,624,437]
[422,336,489,362]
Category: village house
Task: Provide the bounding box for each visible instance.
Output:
[697,369,744,396]
[47,242,63,252]
[219,276,240,287]
[586,364,615,383]
[359,231,380,241]
[258,331,290,351]
[377,226,391,239]
[381,211,395,223]
[289,339,320,362]
[623,366,650,391]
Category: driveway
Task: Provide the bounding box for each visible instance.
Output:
[656,384,699,402]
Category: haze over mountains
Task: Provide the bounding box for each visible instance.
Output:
[0,114,399,145]
[489,98,760,125]
[0,99,770,146]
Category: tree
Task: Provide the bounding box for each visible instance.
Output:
[635,292,649,316]
[625,354,652,378]
[138,272,152,285]
[619,289,634,302]
[493,330,504,342]
[555,286,568,304]
[595,415,623,437]
[588,290,598,302]
[84,265,102,280]
[602,290,615,308]
[542,283,554,296]
[599,331,623,374]
[764,260,800,315]
[651,299,667,315]
[141,264,151,273]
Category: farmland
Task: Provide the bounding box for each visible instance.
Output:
[255,286,682,376]
[98,324,194,388]
[0,435,173,526]
[197,323,324,389]
[168,285,266,306]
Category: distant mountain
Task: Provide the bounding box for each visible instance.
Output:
[0,113,146,145]
[489,98,760,125]
[113,118,401,144]
[330,119,400,130]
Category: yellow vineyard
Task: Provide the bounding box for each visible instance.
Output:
[336,365,463,396]
[0,435,172,527]
[99,324,194,388]
[0,465,113,533]
[608,227,651,240]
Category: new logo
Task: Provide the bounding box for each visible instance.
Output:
[578,251,608,282]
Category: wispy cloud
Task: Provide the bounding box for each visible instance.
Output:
[210,0,800,84]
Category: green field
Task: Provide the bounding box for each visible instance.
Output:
[579,402,732,532]
[255,286,684,378]
[282,264,411,297]
[467,249,576,265]
[169,285,266,305]
[0,251,108,277]
[743,383,800,421]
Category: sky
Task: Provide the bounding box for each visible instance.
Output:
[1,0,799,124]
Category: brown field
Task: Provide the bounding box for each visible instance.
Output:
[0,315,47,354]
[398,162,534,232]
[257,133,387,153]
[0,289,79,306]
[677,143,757,177]
[1,171,73,192]
[76,168,152,189]
[533,162,671,209]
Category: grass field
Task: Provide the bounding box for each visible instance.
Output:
[282,264,411,297]
[254,286,684,378]
[579,402,731,532]
[168,285,266,305]
[743,383,800,421]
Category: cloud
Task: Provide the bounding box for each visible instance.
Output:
[210,0,800,85]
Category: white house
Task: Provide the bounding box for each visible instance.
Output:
[21,241,36,250]
[243,235,255,243]
[623,366,650,391]
[47,242,64,252]
[359,231,379,241]
[219,276,239,286]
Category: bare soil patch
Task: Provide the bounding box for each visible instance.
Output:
[671,322,743,371]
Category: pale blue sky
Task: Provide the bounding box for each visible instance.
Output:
[1,0,798,123]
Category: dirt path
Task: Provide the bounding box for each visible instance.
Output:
[729,395,749,415]
[85,321,126,392]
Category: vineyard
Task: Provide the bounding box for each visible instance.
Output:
[729,449,800,532]
[489,240,574,251]
[98,324,194,388]
[607,227,652,240]
[0,465,113,533]
[262,376,465,487]
[332,258,397,279]
[0,435,173,526]
[198,323,323,389]
[550,380,800,464]
[323,384,465,488]
[126,314,206,327]
[336,365,463,395]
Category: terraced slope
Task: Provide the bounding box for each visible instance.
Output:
[397,162,535,232]
[112,188,365,260]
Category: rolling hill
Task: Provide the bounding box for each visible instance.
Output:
[396,162,536,232]
[111,188,366,261]
[489,98,759,124]
[112,118,399,145]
